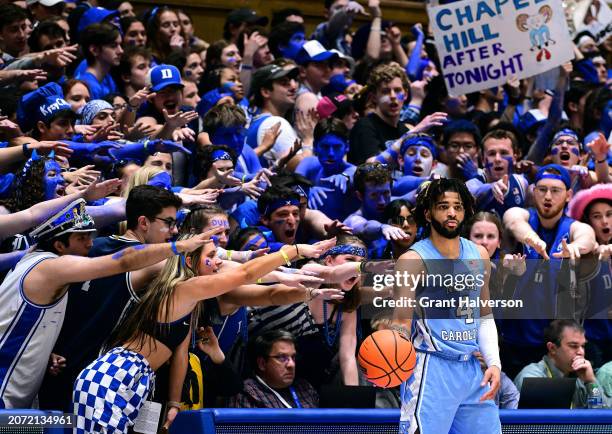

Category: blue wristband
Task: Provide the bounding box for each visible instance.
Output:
[386,148,399,161]
[171,241,180,255]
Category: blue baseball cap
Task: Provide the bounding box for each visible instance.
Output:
[148,64,184,92]
[295,40,338,66]
[534,164,571,189]
[17,83,74,132]
[77,7,119,33]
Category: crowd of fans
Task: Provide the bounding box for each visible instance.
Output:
[0,0,609,432]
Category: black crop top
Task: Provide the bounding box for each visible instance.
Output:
[153,312,192,351]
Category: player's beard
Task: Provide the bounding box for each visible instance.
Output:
[430,217,463,239]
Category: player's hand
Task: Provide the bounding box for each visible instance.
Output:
[479,365,501,402]
[523,232,549,260]
[571,356,595,384]
[551,238,581,262]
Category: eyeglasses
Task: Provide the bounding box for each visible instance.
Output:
[154,217,178,229]
[446,142,477,152]
[390,215,416,226]
[535,186,566,196]
[552,139,579,147]
[267,354,296,364]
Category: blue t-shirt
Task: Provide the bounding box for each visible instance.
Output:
[74,70,117,100]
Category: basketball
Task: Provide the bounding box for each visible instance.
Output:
[358,329,416,388]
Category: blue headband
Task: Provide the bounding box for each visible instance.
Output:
[211,150,232,162]
[320,244,366,259]
[400,135,437,159]
[263,198,300,216]
[535,164,571,189]
[551,128,582,151]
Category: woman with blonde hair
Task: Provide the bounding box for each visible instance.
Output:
[72,234,336,433]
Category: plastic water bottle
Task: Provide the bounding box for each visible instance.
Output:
[587,384,604,409]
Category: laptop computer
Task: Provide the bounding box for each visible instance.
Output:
[518,377,576,409]
[319,385,377,408]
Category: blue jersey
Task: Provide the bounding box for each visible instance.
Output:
[53,235,141,373]
[409,237,484,359]
[501,209,575,346]
[484,174,527,217]
[583,259,612,341]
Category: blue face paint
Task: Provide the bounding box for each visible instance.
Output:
[551,148,559,155]
[570,148,580,156]
[210,126,247,155]
[396,92,406,102]
[242,234,266,251]
[44,160,64,200]
[402,145,434,177]
[279,32,305,61]
[363,182,391,218]
[315,134,348,174]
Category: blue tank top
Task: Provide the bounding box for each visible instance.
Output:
[409,237,484,359]
[583,259,612,341]
[485,174,527,218]
[55,236,141,371]
[501,209,575,346]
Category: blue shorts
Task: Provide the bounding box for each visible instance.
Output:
[399,352,501,434]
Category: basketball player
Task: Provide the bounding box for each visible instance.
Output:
[391,178,501,434]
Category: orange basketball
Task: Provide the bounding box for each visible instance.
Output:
[358,329,416,388]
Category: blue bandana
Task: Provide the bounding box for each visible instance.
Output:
[400,135,438,159]
[535,164,571,189]
[263,198,300,216]
[148,171,173,190]
[211,150,232,162]
[320,244,366,259]
[77,99,114,126]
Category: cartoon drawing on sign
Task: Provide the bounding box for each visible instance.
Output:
[516,5,556,62]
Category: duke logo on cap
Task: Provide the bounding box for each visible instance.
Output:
[148,64,184,92]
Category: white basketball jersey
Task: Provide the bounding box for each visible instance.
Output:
[0,251,67,408]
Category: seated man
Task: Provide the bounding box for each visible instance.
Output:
[228,329,318,408]
[295,118,357,220]
[514,319,612,408]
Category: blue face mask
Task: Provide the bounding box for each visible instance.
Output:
[210,126,247,155]
[279,32,305,61]
[315,134,347,172]
[363,182,391,218]
[44,160,64,200]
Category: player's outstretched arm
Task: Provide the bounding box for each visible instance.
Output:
[391,250,423,338]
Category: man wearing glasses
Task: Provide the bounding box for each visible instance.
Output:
[228,330,319,408]
[39,185,183,411]
[501,164,597,378]
[435,119,483,181]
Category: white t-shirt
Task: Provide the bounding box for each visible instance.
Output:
[257,116,299,164]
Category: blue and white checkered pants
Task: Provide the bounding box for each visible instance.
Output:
[72,347,155,434]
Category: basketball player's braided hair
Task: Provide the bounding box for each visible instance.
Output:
[413,178,475,229]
